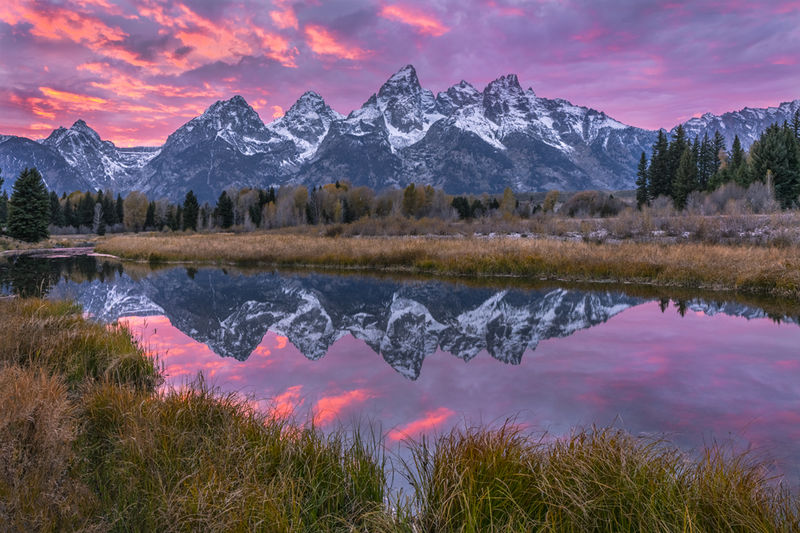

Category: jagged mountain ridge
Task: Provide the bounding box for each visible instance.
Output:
[49,267,799,381]
[1,65,797,201]
[676,100,800,151]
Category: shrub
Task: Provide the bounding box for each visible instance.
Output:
[562,190,626,218]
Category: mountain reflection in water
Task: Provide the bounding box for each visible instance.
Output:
[3,255,800,485]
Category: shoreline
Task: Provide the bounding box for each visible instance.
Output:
[95,232,800,300]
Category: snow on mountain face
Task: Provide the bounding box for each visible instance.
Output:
[41,120,158,191]
[267,91,344,161]
[677,99,800,150]
[436,81,482,115]
[164,95,275,156]
[341,64,445,150]
[2,64,797,199]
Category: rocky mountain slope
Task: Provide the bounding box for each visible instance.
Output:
[2,65,797,201]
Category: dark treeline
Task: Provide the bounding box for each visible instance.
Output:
[39,181,527,235]
[637,110,800,210]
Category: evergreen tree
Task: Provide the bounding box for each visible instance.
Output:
[673,148,698,210]
[145,201,155,229]
[793,109,800,140]
[648,130,671,198]
[711,130,726,176]
[215,191,234,228]
[0,170,6,226]
[63,199,76,228]
[666,124,688,193]
[749,123,800,208]
[175,206,183,231]
[102,191,116,226]
[49,191,64,226]
[78,192,95,228]
[7,167,50,242]
[730,135,745,174]
[182,190,199,231]
[116,194,124,224]
[697,132,717,191]
[635,151,649,208]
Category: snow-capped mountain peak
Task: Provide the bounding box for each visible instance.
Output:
[267,91,343,160]
[346,64,445,150]
[436,80,482,115]
[378,64,421,97]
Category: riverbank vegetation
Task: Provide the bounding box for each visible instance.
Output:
[1,298,797,531]
[98,233,800,299]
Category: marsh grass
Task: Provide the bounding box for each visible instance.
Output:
[406,425,799,532]
[80,380,388,532]
[1,298,798,531]
[0,298,160,390]
[0,366,100,532]
[99,233,800,298]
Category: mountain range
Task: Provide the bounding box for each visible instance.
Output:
[45,265,797,381]
[1,65,798,202]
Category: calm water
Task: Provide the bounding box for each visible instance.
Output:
[3,255,800,484]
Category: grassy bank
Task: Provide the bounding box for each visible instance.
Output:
[1,297,798,531]
[98,232,800,299]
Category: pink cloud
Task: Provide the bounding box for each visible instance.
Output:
[379,4,450,36]
[304,24,371,60]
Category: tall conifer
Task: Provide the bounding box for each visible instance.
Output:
[7,167,50,242]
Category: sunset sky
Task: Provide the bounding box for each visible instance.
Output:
[1,0,799,146]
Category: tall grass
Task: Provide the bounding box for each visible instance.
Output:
[99,233,800,298]
[0,297,160,390]
[1,298,797,531]
[79,378,387,532]
[406,424,799,532]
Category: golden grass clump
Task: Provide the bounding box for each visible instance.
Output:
[99,233,800,298]
[0,297,161,391]
[0,366,99,532]
[79,379,388,532]
[406,424,799,532]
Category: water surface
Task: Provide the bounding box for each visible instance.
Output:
[3,255,800,484]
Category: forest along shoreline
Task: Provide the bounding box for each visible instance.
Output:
[94,232,800,300]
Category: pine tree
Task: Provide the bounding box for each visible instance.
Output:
[77,192,95,229]
[145,201,155,229]
[7,167,50,242]
[215,191,234,228]
[49,190,63,226]
[116,194,124,224]
[730,135,745,172]
[0,170,6,226]
[697,133,713,190]
[635,151,649,207]
[63,199,76,228]
[0,191,7,226]
[182,190,199,231]
[793,109,800,140]
[648,130,671,198]
[673,148,698,210]
[749,123,800,208]
[666,125,688,196]
[102,191,116,226]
